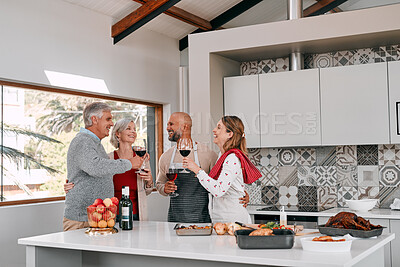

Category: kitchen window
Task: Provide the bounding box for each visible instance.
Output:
[0,81,162,205]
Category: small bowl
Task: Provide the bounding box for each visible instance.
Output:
[301,236,352,252]
[346,199,378,212]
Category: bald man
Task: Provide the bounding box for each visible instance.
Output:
[156,112,248,223]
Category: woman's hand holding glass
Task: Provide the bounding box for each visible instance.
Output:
[129,154,145,170]
[182,157,201,175]
[239,190,250,208]
[139,167,153,188]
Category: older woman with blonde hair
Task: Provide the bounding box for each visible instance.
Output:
[109,117,153,221]
[183,116,261,223]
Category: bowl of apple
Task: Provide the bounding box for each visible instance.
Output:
[87,197,119,229]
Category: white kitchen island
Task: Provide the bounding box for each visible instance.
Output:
[18,221,394,267]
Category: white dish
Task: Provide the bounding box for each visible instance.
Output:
[346,199,378,212]
[301,236,352,252]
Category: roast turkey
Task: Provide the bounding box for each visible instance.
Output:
[324,212,381,231]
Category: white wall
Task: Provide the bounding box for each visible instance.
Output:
[0,0,180,108]
[0,0,179,266]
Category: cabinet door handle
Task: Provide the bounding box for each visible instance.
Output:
[397,102,400,135]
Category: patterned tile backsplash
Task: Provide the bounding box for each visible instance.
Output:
[247,145,400,209]
[240,45,400,75]
[242,44,400,209]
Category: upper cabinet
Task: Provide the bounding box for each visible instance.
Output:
[259,69,321,147]
[224,62,395,148]
[388,61,400,144]
[224,75,260,147]
[320,62,390,145]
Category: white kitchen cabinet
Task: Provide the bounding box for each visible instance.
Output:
[390,220,400,267]
[224,75,260,147]
[259,69,321,147]
[320,62,390,145]
[370,219,391,267]
[388,61,400,144]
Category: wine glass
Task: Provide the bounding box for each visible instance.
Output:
[177,138,192,174]
[166,164,179,197]
[133,139,147,174]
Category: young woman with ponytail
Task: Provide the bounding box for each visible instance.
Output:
[183,116,261,223]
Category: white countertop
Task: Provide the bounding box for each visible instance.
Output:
[247,206,400,220]
[18,221,394,267]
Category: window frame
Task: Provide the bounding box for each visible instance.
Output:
[0,79,163,206]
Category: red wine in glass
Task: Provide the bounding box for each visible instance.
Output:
[167,169,179,197]
[133,144,146,173]
[179,150,191,157]
[177,138,192,174]
[166,173,177,182]
[135,150,146,157]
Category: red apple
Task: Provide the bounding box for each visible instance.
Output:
[103,210,113,221]
[91,212,102,222]
[96,204,105,214]
[93,198,103,206]
[111,197,119,206]
[87,205,96,214]
[103,198,113,207]
[109,205,117,214]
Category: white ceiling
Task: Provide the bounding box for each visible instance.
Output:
[61,0,400,40]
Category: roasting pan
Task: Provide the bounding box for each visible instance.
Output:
[318,225,384,238]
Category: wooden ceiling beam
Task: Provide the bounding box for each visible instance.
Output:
[112,0,181,44]
[304,0,347,17]
[332,7,344,13]
[165,6,212,30]
[133,0,212,30]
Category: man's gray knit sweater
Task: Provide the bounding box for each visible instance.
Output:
[64,132,132,221]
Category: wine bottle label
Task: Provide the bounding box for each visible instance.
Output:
[122,207,130,221]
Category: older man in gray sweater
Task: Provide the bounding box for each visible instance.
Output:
[63,102,143,231]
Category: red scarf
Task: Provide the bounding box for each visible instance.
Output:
[209,149,261,184]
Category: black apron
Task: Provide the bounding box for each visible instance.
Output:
[167,144,211,223]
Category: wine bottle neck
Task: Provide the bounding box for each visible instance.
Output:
[122,186,130,198]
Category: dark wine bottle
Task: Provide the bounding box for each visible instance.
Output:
[119,186,133,230]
